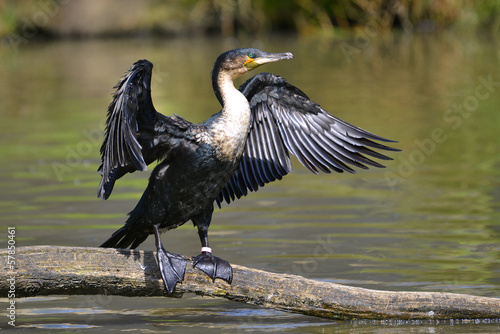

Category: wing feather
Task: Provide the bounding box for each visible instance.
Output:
[216,72,399,207]
[98,60,186,200]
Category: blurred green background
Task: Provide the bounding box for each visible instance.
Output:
[1,0,499,40]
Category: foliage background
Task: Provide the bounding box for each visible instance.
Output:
[0,0,499,40]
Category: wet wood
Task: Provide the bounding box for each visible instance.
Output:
[2,245,499,320]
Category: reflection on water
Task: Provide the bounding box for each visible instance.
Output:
[0,33,499,332]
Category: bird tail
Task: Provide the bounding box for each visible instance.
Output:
[100,225,149,249]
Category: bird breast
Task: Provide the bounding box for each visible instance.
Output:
[210,94,251,164]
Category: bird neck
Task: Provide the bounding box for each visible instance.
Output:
[208,69,251,162]
[213,69,250,122]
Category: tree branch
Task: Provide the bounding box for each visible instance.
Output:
[2,246,499,320]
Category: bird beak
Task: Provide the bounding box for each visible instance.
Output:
[244,52,294,71]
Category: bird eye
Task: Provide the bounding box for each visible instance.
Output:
[248,52,255,59]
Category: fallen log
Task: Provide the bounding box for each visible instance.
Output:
[1,245,499,320]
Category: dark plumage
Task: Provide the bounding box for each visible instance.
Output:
[98,48,399,294]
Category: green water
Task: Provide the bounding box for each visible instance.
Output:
[0,33,499,332]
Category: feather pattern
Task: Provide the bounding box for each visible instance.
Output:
[216,72,399,206]
[97,60,190,200]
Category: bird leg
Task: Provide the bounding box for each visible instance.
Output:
[153,224,188,294]
[192,224,233,284]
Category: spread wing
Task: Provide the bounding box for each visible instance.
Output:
[216,72,399,206]
[98,59,189,200]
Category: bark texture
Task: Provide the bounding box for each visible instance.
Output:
[2,246,499,320]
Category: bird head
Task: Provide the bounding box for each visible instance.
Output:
[214,48,294,80]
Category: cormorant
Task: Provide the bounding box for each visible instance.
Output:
[98,48,398,294]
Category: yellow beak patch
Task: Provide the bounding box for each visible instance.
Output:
[244,56,258,70]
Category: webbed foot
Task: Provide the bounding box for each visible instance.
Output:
[193,251,233,284]
[157,248,188,294]
[153,224,188,294]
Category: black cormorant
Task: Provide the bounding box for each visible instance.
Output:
[98,48,398,294]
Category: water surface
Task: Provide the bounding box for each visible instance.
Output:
[0,33,499,332]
